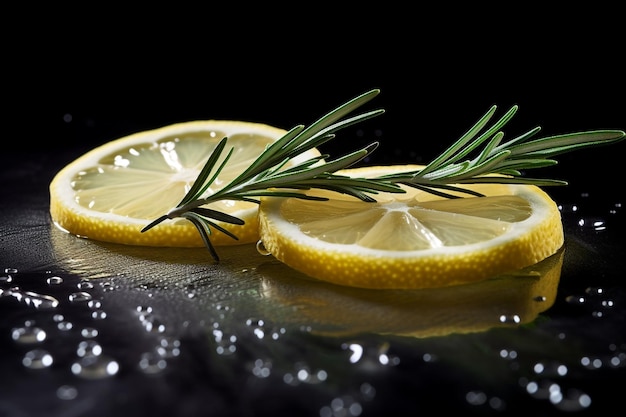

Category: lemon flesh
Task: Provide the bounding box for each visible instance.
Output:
[50,120,318,247]
[258,165,564,289]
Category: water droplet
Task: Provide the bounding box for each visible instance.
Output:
[585,287,604,295]
[91,310,107,320]
[57,321,74,331]
[77,280,94,290]
[4,268,18,274]
[565,295,586,305]
[156,337,181,358]
[499,314,521,324]
[81,327,99,338]
[57,385,78,400]
[558,203,578,213]
[77,340,103,358]
[46,276,63,285]
[0,275,13,284]
[466,390,487,405]
[69,292,92,303]
[22,349,54,369]
[580,356,603,369]
[71,355,119,379]
[5,288,60,309]
[12,326,46,343]
[142,318,166,333]
[256,240,271,256]
[577,216,607,231]
[138,351,168,374]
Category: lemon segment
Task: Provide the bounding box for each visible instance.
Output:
[50,120,320,247]
[258,165,564,289]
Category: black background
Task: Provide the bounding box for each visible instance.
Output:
[6,6,625,186]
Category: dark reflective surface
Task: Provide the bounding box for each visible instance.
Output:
[2,139,625,416]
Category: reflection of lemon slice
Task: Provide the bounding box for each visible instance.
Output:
[257,248,564,338]
[50,121,320,247]
[259,165,564,289]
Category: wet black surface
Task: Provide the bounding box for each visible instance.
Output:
[2,135,626,416]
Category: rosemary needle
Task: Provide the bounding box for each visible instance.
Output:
[141,89,625,260]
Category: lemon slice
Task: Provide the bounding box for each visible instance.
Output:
[258,165,564,289]
[50,120,320,247]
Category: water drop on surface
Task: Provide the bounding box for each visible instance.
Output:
[80,327,99,338]
[577,216,607,231]
[57,321,74,331]
[77,280,94,290]
[256,240,271,256]
[565,295,586,305]
[138,351,168,374]
[46,276,63,285]
[57,385,78,400]
[12,326,47,343]
[6,288,60,309]
[69,292,92,303]
[22,349,54,369]
[77,340,103,358]
[71,355,119,379]
[91,310,107,320]
[499,314,521,324]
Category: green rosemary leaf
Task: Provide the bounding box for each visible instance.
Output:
[510,130,625,158]
[184,214,221,261]
[140,215,169,233]
[189,208,245,225]
[178,137,230,205]
[476,132,505,164]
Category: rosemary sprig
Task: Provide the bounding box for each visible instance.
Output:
[141,89,625,260]
[373,105,626,198]
[141,89,404,260]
